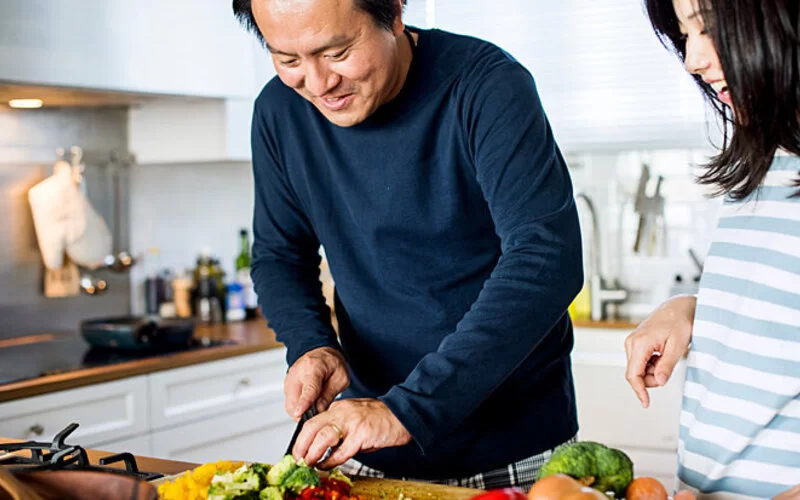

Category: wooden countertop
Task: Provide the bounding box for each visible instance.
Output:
[572,318,641,330]
[0,320,284,403]
[0,438,482,499]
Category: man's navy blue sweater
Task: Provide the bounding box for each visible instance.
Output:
[250,28,583,479]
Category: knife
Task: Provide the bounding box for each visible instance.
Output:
[284,405,319,457]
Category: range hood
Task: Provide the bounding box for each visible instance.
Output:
[0,82,209,109]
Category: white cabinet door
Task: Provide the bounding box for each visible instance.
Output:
[149,349,288,431]
[572,327,685,487]
[150,401,295,465]
[0,376,149,447]
[572,328,686,451]
[0,0,255,98]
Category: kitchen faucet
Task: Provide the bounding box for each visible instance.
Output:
[575,192,629,321]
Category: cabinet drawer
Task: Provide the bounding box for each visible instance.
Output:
[149,349,287,430]
[0,376,149,447]
[150,400,295,464]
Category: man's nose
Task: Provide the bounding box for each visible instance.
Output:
[304,61,340,97]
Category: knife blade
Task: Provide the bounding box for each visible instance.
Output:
[284,405,319,457]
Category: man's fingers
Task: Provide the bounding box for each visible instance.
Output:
[304,423,344,466]
[318,437,359,470]
[284,374,303,419]
[295,383,321,419]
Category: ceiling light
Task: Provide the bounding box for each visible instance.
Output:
[8,99,44,109]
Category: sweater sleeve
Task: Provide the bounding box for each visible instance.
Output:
[249,99,341,367]
[379,61,584,453]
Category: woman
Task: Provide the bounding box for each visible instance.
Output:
[624,0,800,498]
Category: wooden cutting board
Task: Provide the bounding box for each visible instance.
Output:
[151,474,483,499]
[351,477,482,499]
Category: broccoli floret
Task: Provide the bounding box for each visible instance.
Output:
[282,465,321,493]
[207,465,263,500]
[267,455,299,486]
[593,447,634,498]
[248,463,271,489]
[537,442,598,482]
[208,482,259,500]
[536,441,634,498]
[259,486,284,500]
[328,468,353,487]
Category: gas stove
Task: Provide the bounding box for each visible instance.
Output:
[0,423,162,481]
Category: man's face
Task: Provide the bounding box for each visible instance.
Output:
[253,0,405,127]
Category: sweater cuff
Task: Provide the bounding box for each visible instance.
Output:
[379,386,433,456]
[283,330,342,368]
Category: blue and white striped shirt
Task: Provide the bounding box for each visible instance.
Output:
[678,154,800,499]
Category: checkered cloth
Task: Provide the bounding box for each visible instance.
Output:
[338,435,576,492]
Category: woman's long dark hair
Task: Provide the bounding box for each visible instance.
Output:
[644,0,800,199]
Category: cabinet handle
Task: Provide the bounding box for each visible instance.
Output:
[28,424,44,436]
[239,378,251,386]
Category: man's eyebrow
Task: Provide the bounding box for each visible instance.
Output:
[266,35,351,57]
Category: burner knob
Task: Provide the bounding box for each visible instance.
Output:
[28,424,44,436]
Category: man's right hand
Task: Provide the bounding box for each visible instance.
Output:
[624,295,696,409]
[284,347,350,420]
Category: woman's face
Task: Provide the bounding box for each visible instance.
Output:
[673,0,733,109]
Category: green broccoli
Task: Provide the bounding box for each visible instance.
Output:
[208,465,263,500]
[593,446,634,498]
[328,468,353,487]
[208,482,259,500]
[536,441,598,482]
[258,486,284,500]
[282,465,321,493]
[536,441,634,498]
[266,455,298,486]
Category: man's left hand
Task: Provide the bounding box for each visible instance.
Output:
[291,398,412,468]
[775,484,800,500]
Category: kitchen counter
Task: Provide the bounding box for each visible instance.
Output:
[572,318,641,330]
[0,320,283,403]
[0,438,483,499]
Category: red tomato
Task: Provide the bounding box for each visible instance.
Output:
[470,488,529,500]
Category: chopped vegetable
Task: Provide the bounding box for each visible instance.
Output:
[157,460,245,500]
[267,455,300,487]
[259,486,284,500]
[283,465,321,494]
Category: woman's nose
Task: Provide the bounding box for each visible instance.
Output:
[684,36,713,76]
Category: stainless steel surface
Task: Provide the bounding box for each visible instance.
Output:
[575,193,629,322]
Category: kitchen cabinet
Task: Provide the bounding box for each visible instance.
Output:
[0,0,255,98]
[0,376,149,447]
[432,0,710,151]
[0,349,294,466]
[148,349,287,430]
[129,1,433,164]
[572,327,685,487]
[151,403,295,465]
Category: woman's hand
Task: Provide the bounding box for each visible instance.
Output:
[624,295,696,408]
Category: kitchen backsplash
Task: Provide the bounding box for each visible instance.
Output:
[127,148,724,320]
[128,161,254,314]
[568,148,722,319]
[0,106,725,327]
[0,107,131,338]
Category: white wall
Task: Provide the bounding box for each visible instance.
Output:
[128,162,254,314]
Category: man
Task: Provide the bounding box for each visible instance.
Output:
[233,0,584,490]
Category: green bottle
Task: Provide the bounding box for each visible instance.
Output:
[235,229,258,319]
[235,229,251,272]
